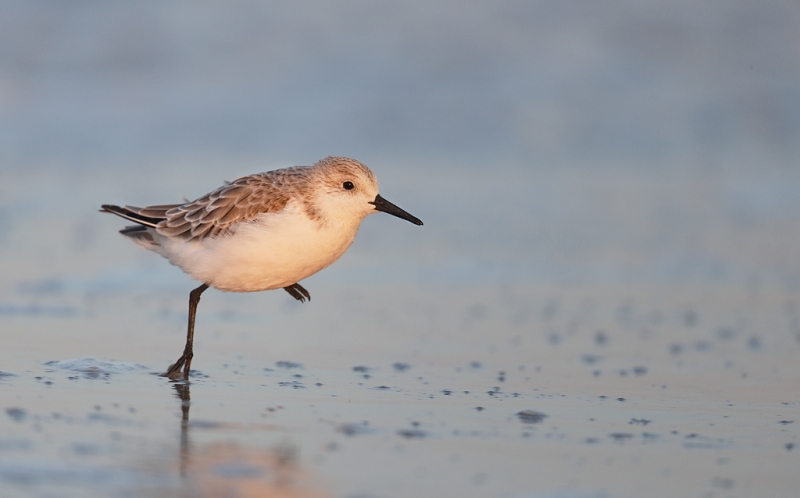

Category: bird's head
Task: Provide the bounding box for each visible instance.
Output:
[312,157,423,227]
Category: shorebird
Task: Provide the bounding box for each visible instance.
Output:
[101,156,422,379]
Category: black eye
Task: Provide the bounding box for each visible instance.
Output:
[343,181,355,190]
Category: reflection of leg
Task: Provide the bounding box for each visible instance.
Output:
[173,383,191,478]
[164,283,209,379]
[283,283,311,302]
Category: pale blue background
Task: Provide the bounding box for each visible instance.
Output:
[2,1,799,299]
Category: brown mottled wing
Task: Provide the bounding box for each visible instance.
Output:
[122,204,182,221]
[155,170,301,241]
[137,204,181,217]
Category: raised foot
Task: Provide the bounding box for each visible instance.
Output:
[283,283,311,302]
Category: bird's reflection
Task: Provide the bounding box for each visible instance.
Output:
[171,381,192,478]
[167,380,323,498]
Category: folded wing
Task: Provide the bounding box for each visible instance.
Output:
[101,168,307,242]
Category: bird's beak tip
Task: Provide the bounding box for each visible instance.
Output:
[371,194,423,226]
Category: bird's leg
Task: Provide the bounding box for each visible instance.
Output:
[283,283,311,302]
[164,283,209,380]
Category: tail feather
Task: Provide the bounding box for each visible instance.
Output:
[132,204,181,219]
[119,225,159,250]
[102,205,170,253]
[100,204,163,228]
[119,225,149,235]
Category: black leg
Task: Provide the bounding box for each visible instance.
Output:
[283,283,311,302]
[164,283,209,379]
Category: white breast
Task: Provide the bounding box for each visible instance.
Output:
[154,202,361,292]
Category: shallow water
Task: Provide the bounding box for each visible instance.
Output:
[2,279,799,497]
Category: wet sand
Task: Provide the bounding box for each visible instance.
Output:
[2,280,799,497]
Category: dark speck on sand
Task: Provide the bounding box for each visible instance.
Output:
[275,361,303,370]
[338,422,372,436]
[6,407,27,422]
[397,429,426,439]
[516,410,547,424]
[610,433,634,441]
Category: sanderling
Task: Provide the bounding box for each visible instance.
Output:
[101,156,422,379]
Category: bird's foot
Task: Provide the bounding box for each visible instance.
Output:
[283,283,311,302]
[161,352,192,380]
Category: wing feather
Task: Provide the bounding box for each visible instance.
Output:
[156,223,191,237]
[198,203,234,223]
[105,168,307,243]
[153,169,304,242]
[218,205,247,224]
[134,204,182,218]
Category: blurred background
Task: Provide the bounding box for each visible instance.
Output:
[2,3,800,496]
[1,0,800,311]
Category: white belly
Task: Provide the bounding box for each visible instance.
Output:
[154,204,359,292]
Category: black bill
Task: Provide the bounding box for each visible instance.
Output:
[370,194,423,226]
